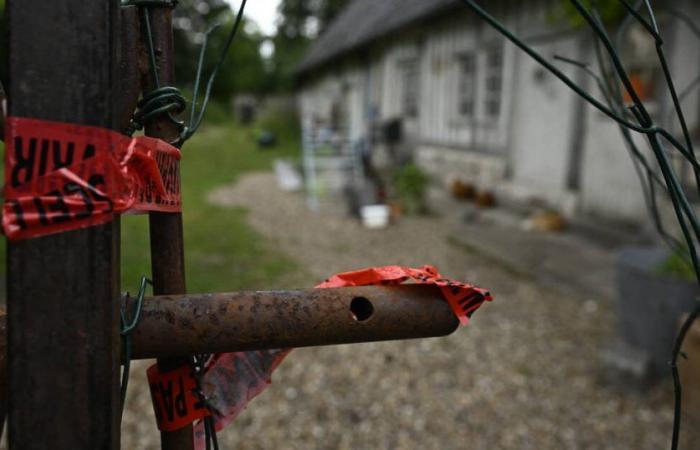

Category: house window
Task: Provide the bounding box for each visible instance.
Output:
[400,59,419,118]
[454,43,505,123]
[457,52,477,118]
[483,46,504,118]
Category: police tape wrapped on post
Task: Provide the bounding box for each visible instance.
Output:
[2,117,182,240]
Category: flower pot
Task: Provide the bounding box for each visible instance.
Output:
[615,246,699,376]
[360,205,390,229]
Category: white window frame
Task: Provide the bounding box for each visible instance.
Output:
[481,44,504,120]
[454,41,505,126]
[456,51,477,119]
[399,58,420,119]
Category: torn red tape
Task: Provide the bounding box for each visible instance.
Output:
[192,349,291,445]
[192,265,491,448]
[147,363,210,432]
[316,265,492,325]
[3,116,181,240]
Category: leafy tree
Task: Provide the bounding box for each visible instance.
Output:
[271,0,351,91]
[552,0,626,27]
[277,0,315,40]
[317,0,349,33]
[276,0,350,38]
[173,0,269,100]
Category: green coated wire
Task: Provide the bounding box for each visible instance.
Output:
[459,0,700,273]
[577,2,700,268]
[120,276,152,419]
[117,1,249,442]
[459,1,700,449]
[128,5,189,140]
[123,0,248,147]
[553,54,688,258]
[616,0,700,196]
[182,0,249,143]
[458,0,700,169]
[598,1,689,257]
[190,353,219,450]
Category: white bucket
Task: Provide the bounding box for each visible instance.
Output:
[360,204,390,229]
[274,159,302,191]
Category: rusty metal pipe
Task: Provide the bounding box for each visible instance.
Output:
[130,285,459,359]
[0,285,456,424]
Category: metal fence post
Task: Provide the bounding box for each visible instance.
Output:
[6,0,121,448]
[138,7,194,450]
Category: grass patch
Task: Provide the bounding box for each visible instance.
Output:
[123,109,302,293]
[1,108,302,294]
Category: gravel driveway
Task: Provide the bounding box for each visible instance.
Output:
[118,172,677,450]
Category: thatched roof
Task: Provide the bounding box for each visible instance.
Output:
[296,0,459,75]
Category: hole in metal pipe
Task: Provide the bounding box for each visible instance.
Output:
[350,297,374,322]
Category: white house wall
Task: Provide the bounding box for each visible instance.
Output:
[346,68,365,141]
[577,0,700,223]
[506,34,580,203]
[298,77,338,128]
[666,0,700,131]
[579,111,650,222]
[377,40,421,142]
[420,15,477,149]
[298,66,366,141]
[414,10,520,188]
[297,0,699,224]
[418,13,516,152]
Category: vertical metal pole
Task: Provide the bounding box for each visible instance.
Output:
[140,7,194,450]
[6,0,121,448]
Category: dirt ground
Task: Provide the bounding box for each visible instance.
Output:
[117,172,678,449]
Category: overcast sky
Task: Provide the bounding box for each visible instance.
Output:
[226,0,281,35]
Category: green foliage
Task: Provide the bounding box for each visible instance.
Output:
[550,0,626,27]
[0,1,271,100]
[316,0,349,34]
[657,251,697,281]
[271,0,351,92]
[257,108,301,145]
[277,0,350,37]
[200,98,231,124]
[277,0,315,40]
[174,0,270,101]
[269,35,310,92]
[393,164,429,215]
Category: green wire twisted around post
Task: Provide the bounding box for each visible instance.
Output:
[123,1,189,143]
[190,353,220,450]
[117,2,249,442]
[119,276,151,419]
[119,279,219,450]
[121,0,248,147]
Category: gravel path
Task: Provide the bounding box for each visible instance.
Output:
[118,172,676,450]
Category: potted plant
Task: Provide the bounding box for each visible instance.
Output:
[615,246,699,378]
[392,163,429,215]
